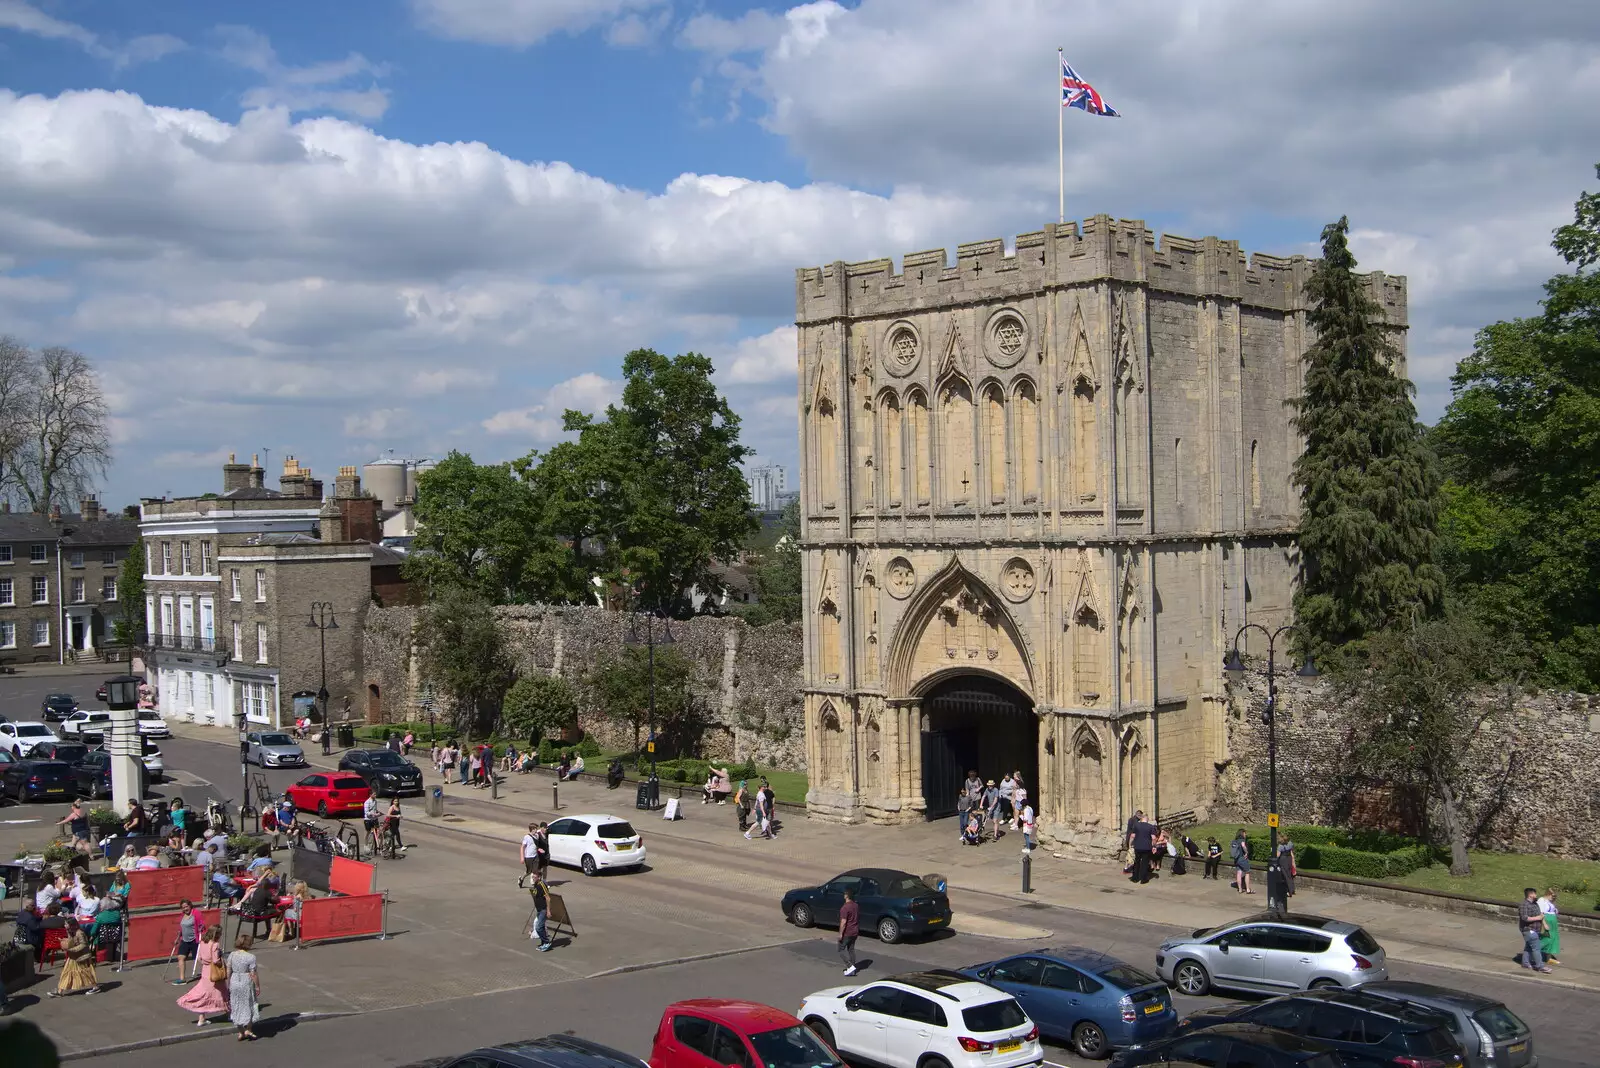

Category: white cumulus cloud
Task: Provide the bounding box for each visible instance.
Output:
[411,0,668,47]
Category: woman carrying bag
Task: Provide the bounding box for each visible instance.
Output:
[177,924,230,1025]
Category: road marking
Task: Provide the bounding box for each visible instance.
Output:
[2,819,42,824]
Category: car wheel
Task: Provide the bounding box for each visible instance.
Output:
[581,854,598,877]
[805,1018,836,1051]
[1309,978,1341,990]
[317,801,329,818]
[877,916,902,944]
[920,1056,951,1068]
[1173,959,1211,997]
[1072,1021,1109,1060]
[790,902,815,929]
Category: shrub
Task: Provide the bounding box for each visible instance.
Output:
[538,738,558,763]
[227,833,265,856]
[87,807,121,832]
[13,842,75,864]
[576,737,601,759]
[1246,832,1433,879]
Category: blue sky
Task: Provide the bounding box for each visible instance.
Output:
[0,0,1596,509]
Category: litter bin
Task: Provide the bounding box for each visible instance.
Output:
[337,723,355,749]
[426,786,444,818]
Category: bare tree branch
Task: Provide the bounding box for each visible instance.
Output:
[17,345,111,512]
[0,335,37,499]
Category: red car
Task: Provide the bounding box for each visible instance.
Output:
[651,1000,844,1068]
[286,772,372,817]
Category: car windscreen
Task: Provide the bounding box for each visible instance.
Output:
[748,1025,842,1068]
[47,695,74,704]
[1400,1026,1460,1055]
[27,762,70,774]
[1097,963,1161,989]
[881,875,931,897]
[961,998,1026,1033]
[333,777,369,790]
[596,822,637,839]
[260,734,294,746]
[1472,1006,1528,1041]
[1344,928,1382,955]
[50,745,88,762]
[17,725,51,737]
[367,751,407,767]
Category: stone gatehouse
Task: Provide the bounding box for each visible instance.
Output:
[795,215,1407,851]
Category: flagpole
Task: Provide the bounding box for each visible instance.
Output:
[1057,47,1065,225]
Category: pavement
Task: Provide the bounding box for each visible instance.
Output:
[1,687,1596,1066]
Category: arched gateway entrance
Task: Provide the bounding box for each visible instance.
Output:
[919,674,1036,820]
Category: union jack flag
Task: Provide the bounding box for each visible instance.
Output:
[1062,56,1118,117]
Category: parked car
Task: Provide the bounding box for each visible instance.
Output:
[95,682,108,702]
[41,693,78,722]
[1156,913,1389,997]
[140,737,165,781]
[1179,988,1465,1068]
[799,970,1042,1068]
[0,721,60,757]
[962,948,1177,1059]
[73,749,149,800]
[245,731,307,768]
[545,814,646,876]
[1109,1022,1346,1068]
[58,710,114,738]
[26,740,90,765]
[286,772,372,818]
[394,1034,651,1068]
[1359,981,1534,1068]
[136,710,171,738]
[783,868,952,945]
[1,759,77,802]
[651,999,845,1068]
[338,748,424,796]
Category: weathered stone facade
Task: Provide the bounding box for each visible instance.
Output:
[795,216,1407,850]
[362,605,806,767]
[1220,671,1600,860]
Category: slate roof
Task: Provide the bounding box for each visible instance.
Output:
[0,512,138,548]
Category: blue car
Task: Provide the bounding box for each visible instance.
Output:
[962,947,1178,1060]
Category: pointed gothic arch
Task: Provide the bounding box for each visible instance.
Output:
[817,700,847,790]
[884,557,1037,701]
[1119,723,1152,821]
[877,388,904,508]
[936,372,975,508]
[1069,722,1106,820]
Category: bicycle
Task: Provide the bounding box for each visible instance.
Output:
[373,819,403,860]
[203,798,235,835]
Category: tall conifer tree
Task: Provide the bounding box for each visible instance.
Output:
[1291,218,1444,660]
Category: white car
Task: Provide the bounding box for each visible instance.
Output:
[800,972,1042,1068]
[58,710,113,738]
[136,711,171,738]
[0,721,60,757]
[140,738,165,781]
[545,813,646,876]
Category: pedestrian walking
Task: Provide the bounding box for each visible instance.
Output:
[1019,801,1037,852]
[385,798,405,850]
[982,780,1002,839]
[998,773,1016,825]
[520,822,541,884]
[1128,815,1157,882]
[734,780,751,832]
[48,919,101,997]
[1203,836,1222,879]
[838,888,860,976]
[362,793,382,853]
[1518,887,1553,972]
[178,924,230,1025]
[401,731,414,756]
[1230,829,1253,894]
[1278,838,1297,899]
[320,723,332,756]
[1011,773,1028,831]
[535,822,550,880]
[1539,888,1562,964]
[761,781,777,837]
[529,873,553,951]
[172,900,199,985]
[227,935,261,1039]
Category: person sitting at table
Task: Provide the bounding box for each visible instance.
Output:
[246,849,276,874]
[105,871,131,909]
[135,845,163,871]
[115,844,140,873]
[701,766,732,804]
[71,885,101,925]
[35,875,65,913]
[210,869,244,905]
[238,876,275,920]
[88,896,123,942]
[13,901,43,957]
[203,826,229,857]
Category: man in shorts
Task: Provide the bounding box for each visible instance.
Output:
[362,793,382,853]
[520,823,540,885]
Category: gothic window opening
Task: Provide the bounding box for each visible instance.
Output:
[862,715,882,793]
[819,704,846,790]
[881,393,904,508]
[909,389,931,505]
[984,384,1007,505]
[1073,606,1101,704]
[1015,380,1040,503]
[1071,727,1104,820]
[1120,726,1151,821]
[1071,378,1098,504]
[814,396,839,509]
[939,379,974,508]
[1250,439,1261,510]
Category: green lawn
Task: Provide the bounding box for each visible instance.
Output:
[1181,821,1600,910]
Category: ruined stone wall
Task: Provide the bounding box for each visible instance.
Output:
[1217,670,1600,860]
[362,604,806,769]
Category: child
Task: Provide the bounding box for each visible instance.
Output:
[1204,836,1222,879]
[962,809,982,846]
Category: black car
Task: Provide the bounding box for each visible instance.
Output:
[781,867,952,944]
[1,759,77,802]
[339,748,425,796]
[27,740,91,765]
[41,693,78,722]
[1180,988,1465,1067]
[73,749,148,800]
[1111,1022,1347,1068]
[397,1034,649,1068]
[95,682,109,702]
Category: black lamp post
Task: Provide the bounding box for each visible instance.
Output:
[1224,624,1318,912]
[613,577,675,793]
[306,602,338,731]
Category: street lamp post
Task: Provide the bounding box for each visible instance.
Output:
[306,601,338,735]
[1224,624,1318,913]
[606,576,675,803]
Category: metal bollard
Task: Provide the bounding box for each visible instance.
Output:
[552,782,559,811]
[490,770,499,800]
[1021,849,1033,894]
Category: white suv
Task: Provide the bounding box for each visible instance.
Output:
[800,971,1042,1068]
[0,721,59,757]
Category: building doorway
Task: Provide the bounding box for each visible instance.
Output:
[367,684,381,725]
[919,674,1036,820]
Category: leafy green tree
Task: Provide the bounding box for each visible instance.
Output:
[740,499,801,626]
[112,536,145,665]
[1337,615,1526,877]
[1433,166,1600,689]
[586,645,693,757]
[405,451,542,602]
[500,673,578,745]
[1291,217,1445,662]
[416,588,515,738]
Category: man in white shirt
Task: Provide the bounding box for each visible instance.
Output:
[519,822,541,883]
[363,794,382,851]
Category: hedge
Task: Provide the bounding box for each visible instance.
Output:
[1244,828,1434,879]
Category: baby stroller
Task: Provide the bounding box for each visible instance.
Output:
[961,808,984,846]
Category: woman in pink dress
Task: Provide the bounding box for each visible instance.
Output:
[176,924,229,1025]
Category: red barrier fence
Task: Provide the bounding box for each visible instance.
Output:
[299,892,385,947]
[126,865,204,911]
[125,908,222,962]
[329,856,376,897]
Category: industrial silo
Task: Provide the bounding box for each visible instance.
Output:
[408,459,436,502]
[363,456,408,511]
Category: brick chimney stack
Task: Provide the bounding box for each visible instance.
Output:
[248,453,265,490]
[279,456,318,499]
[80,495,100,522]
[335,465,362,500]
[222,452,252,493]
[318,497,345,542]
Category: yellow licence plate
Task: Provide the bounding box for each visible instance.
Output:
[1143,1004,1163,1015]
[925,916,943,924]
[616,843,633,851]
[996,1040,1022,1053]
[46,788,64,793]
[1509,1044,1526,1054]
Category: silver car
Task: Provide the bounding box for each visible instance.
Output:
[245,731,307,768]
[1362,981,1536,1068]
[1156,912,1388,996]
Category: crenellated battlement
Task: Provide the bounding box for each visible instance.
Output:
[796,214,1406,326]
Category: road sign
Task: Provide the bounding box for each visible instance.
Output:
[1267,813,1280,828]
[646,741,655,754]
